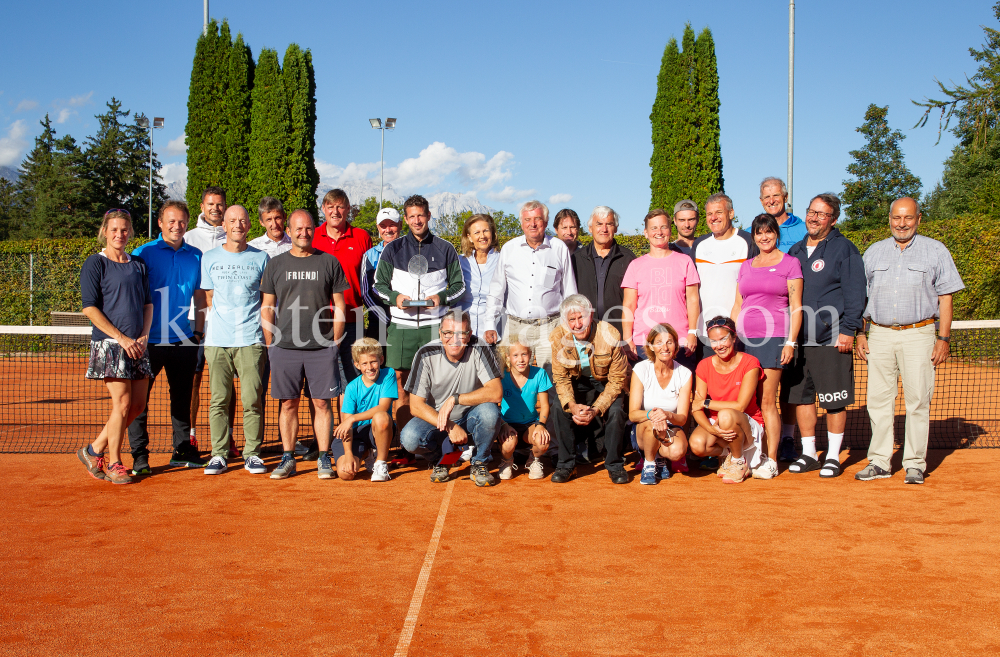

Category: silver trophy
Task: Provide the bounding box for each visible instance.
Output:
[401,254,432,307]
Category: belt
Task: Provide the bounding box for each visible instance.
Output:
[870,318,935,331]
[508,312,560,326]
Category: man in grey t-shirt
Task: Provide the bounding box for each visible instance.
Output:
[402,310,503,487]
[261,209,348,480]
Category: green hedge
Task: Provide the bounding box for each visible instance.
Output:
[2,215,996,325]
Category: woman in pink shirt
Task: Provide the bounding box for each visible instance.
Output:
[621,209,701,371]
[731,213,802,479]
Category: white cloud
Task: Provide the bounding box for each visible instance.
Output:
[0,120,29,167]
[485,186,537,204]
[159,162,188,186]
[166,133,187,155]
[548,193,573,205]
[68,91,94,107]
[55,108,76,124]
[15,99,38,112]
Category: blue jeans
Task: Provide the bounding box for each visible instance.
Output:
[400,403,500,465]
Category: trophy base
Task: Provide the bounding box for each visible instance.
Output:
[402,300,433,308]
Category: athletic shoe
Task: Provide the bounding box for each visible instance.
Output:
[498,458,516,480]
[640,464,658,485]
[301,440,320,461]
[778,436,798,462]
[460,446,473,462]
[371,460,391,482]
[169,442,206,468]
[105,461,132,485]
[317,452,334,479]
[294,440,310,456]
[270,454,296,479]
[716,454,733,478]
[904,468,924,485]
[204,455,228,475]
[654,457,672,480]
[854,463,891,481]
[700,456,720,471]
[526,453,545,480]
[636,456,645,472]
[471,463,496,487]
[244,455,267,474]
[608,467,629,484]
[131,454,151,476]
[551,467,576,483]
[364,450,376,473]
[430,463,450,483]
[77,446,106,480]
[752,457,779,480]
[671,457,689,474]
[723,458,749,484]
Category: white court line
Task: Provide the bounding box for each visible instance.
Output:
[394,479,456,657]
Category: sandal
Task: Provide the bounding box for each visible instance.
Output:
[788,454,821,473]
[819,458,842,478]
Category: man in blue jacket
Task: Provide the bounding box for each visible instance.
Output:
[780,193,865,478]
[760,177,807,253]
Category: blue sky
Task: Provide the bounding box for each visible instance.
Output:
[1,1,994,231]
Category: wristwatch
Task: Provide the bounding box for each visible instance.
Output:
[703,395,712,410]
[452,393,461,405]
[937,335,951,343]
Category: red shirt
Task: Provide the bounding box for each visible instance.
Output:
[696,353,765,425]
[312,223,373,320]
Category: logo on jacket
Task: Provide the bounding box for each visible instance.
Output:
[811,259,825,272]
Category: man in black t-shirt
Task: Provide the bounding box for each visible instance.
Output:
[261,210,348,480]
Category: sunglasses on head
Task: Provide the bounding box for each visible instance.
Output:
[705,316,736,333]
[104,208,132,218]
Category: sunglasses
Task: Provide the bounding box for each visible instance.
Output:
[104,208,132,218]
[705,317,735,332]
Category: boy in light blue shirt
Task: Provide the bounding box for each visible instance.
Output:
[334,337,398,482]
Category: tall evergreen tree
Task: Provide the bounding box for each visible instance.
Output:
[842,104,922,229]
[0,177,16,240]
[649,37,682,213]
[248,48,291,214]
[221,32,254,211]
[282,44,319,218]
[693,27,724,209]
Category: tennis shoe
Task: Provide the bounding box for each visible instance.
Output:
[371,460,391,482]
[105,461,132,485]
[294,440,310,456]
[430,463,450,483]
[716,454,733,478]
[471,463,496,487]
[169,442,206,468]
[498,458,516,480]
[723,458,749,484]
[752,457,779,480]
[244,455,267,474]
[364,450,376,473]
[77,446,106,480]
[671,456,689,474]
[778,436,798,462]
[640,464,658,485]
[655,457,672,480]
[526,453,545,479]
[904,468,924,485]
[317,453,334,479]
[855,463,891,481]
[700,456,720,471]
[270,454,296,479]
[131,454,151,476]
[204,455,228,475]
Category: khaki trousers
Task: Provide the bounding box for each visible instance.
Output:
[865,323,936,472]
[205,345,266,458]
[503,314,560,374]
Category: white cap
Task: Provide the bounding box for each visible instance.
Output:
[376,207,401,225]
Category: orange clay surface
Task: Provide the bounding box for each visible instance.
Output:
[2,449,998,656]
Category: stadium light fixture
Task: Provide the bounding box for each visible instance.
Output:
[369,118,382,129]
[369,117,398,209]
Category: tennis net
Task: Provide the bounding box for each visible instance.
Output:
[1,322,998,453]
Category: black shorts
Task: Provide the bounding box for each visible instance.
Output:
[331,424,375,459]
[779,345,854,409]
[505,421,540,444]
[268,345,341,400]
[743,336,787,370]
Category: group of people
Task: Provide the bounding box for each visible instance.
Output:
[76,176,964,487]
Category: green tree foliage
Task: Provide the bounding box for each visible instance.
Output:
[842,104,922,229]
[15,115,92,238]
[649,24,723,237]
[185,19,231,217]
[221,32,254,211]
[350,196,406,237]
[248,48,292,215]
[0,177,19,240]
[282,44,319,218]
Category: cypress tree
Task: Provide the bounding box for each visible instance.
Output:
[248,48,291,218]
[282,44,319,219]
[185,19,230,221]
[649,37,681,213]
[694,27,724,217]
[222,32,254,211]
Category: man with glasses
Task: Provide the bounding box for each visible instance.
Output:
[759,177,806,253]
[401,310,504,486]
[781,193,865,478]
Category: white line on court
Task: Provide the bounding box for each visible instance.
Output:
[394,479,456,657]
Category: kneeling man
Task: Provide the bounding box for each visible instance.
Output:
[549,294,629,484]
[401,310,503,486]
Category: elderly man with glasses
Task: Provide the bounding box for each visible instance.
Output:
[400,310,504,487]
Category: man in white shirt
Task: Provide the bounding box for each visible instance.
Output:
[248,196,292,257]
[484,200,577,371]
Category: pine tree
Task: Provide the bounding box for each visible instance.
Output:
[282,44,319,218]
[248,48,291,218]
[0,177,16,240]
[185,19,230,220]
[842,104,922,229]
[221,32,254,211]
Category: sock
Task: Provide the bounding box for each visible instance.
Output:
[87,444,100,457]
[643,461,656,470]
[732,456,746,465]
[780,423,795,439]
[826,432,844,462]
[374,459,386,467]
[283,450,294,459]
[801,436,817,460]
[190,428,196,437]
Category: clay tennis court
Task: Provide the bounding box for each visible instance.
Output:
[1,449,998,656]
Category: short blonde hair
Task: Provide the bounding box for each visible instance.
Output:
[497,337,533,373]
[351,337,384,364]
[644,323,679,362]
[459,214,498,256]
[97,209,134,246]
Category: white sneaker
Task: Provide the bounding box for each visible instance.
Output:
[364,450,377,473]
[460,446,473,462]
[752,457,779,480]
[371,460,391,482]
[294,440,309,456]
[526,453,545,479]
[498,458,516,480]
[244,455,267,474]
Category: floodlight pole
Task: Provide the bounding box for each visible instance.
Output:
[788,0,795,212]
[148,125,154,237]
[379,126,385,209]
[204,0,209,36]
